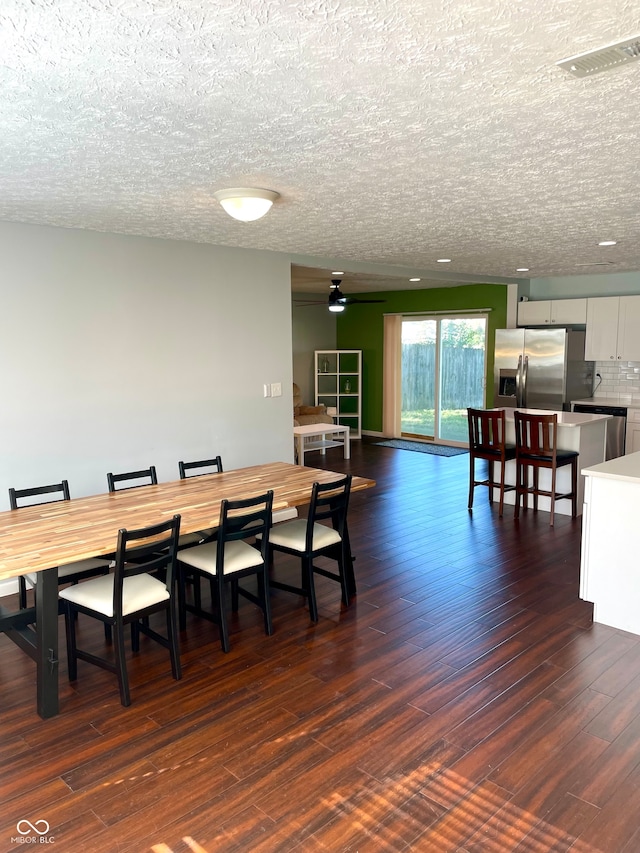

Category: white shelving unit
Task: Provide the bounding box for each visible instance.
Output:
[315,349,362,439]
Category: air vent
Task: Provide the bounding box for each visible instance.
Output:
[575,262,614,267]
[557,35,640,77]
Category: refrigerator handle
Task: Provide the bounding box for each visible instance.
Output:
[522,355,529,407]
[516,354,523,407]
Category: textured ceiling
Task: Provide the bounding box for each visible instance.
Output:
[1,0,640,292]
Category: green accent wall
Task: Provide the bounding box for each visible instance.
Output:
[336,284,509,433]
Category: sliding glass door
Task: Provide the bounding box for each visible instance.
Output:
[401,315,487,443]
[401,319,437,438]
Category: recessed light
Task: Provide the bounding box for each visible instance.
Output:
[598,240,617,247]
[437,258,451,263]
[409,277,421,282]
[516,267,530,272]
[332,270,344,275]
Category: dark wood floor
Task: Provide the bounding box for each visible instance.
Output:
[2,438,639,852]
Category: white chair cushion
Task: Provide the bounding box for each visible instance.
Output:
[59,572,169,617]
[178,539,263,577]
[25,557,112,587]
[272,507,298,524]
[266,519,342,553]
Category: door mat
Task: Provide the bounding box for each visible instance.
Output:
[374,439,468,457]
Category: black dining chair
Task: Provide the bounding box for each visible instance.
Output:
[177,456,224,548]
[261,475,353,623]
[178,457,223,479]
[176,491,274,651]
[107,466,158,492]
[59,514,182,707]
[10,480,112,610]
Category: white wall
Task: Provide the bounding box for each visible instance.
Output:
[291,301,336,404]
[0,221,294,511]
[530,271,640,300]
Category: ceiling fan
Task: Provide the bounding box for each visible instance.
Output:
[295,279,386,312]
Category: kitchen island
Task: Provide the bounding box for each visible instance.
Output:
[580,452,640,634]
[496,409,610,516]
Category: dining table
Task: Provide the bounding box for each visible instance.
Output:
[0,461,375,718]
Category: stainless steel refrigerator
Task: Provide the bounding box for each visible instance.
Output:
[493,328,594,411]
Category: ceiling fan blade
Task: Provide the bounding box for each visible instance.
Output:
[343,297,387,304]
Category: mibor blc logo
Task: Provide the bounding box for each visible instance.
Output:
[11,819,55,844]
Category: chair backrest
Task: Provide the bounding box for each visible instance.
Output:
[9,480,71,509]
[178,457,223,479]
[112,514,181,615]
[107,466,158,493]
[216,491,274,564]
[467,408,507,453]
[514,411,558,459]
[305,475,352,552]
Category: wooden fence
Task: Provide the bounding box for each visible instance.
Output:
[402,343,484,410]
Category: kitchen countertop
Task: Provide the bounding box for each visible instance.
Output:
[583,450,640,482]
[504,408,611,427]
[572,396,640,410]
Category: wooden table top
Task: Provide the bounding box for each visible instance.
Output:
[0,462,375,581]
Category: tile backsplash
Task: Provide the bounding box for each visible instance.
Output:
[594,361,640,403]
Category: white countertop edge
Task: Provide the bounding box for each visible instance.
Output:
[572,396,640,410]
[582,450,640,482]
[503,408,611,427]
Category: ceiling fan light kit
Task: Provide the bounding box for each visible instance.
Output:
[213,187,279,222]
[295,278,387,311]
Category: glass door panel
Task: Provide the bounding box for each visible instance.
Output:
[438,318,486,442]
[401,315,487,443]
[401,319,436,438]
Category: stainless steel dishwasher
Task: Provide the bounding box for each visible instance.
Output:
[573,403,627,460]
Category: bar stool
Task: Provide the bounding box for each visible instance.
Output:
[467,408,517,517]
[513,411,578,527]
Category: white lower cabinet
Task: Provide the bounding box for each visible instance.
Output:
[626,409,640,455]
[581,455,640,634]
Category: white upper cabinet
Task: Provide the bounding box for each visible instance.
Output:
[585,295,640,361]
[617,296,640,361]
[518,298,587,326]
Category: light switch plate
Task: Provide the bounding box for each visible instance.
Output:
[271,382,282,397]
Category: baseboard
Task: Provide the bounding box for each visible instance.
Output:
[362,429,386,438]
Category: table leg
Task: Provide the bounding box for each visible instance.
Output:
[36,567,59,718]
[343,428,350,460]
[295,434,303,466]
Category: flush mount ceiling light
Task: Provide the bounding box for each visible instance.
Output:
[213,187,280,222]
[598,240,617,246]
[557,35,640,77]
[409,277,421,282]
[437,258,452,263]
[516,267,530,272]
